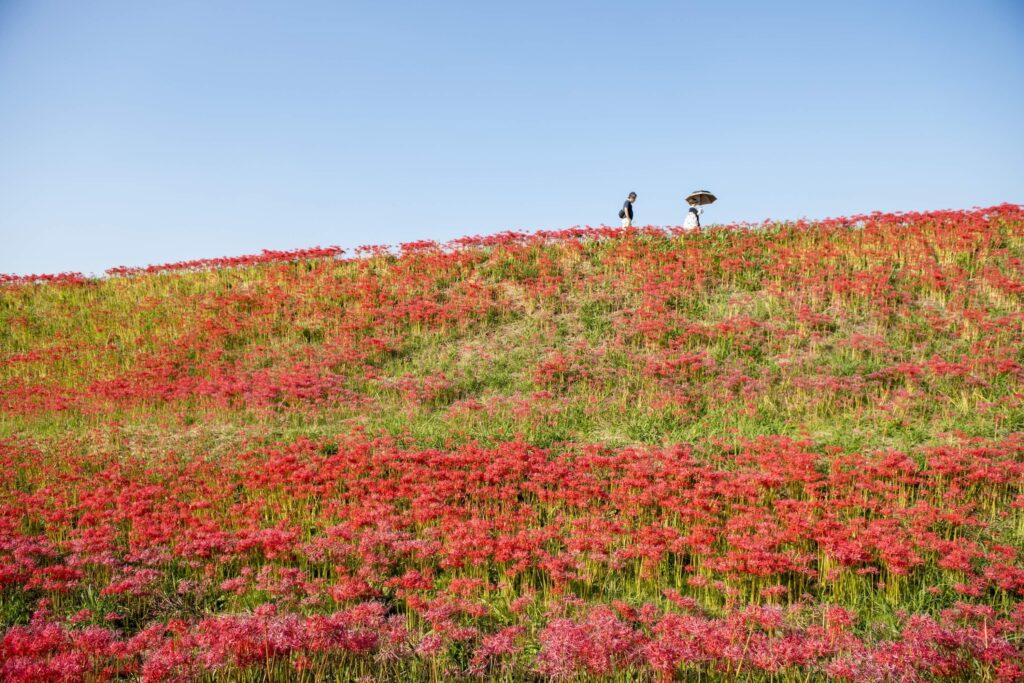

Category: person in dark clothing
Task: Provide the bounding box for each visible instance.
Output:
[619,192,637,227]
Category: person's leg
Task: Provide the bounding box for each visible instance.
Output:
[622,217,632,228]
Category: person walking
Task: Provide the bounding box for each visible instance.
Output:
[619,192,637,228]
[683,198,702,230]
[684,190,716,230]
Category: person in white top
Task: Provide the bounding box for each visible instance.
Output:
[683,197,703,230]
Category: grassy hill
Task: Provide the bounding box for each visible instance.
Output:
[1,205,1023,681]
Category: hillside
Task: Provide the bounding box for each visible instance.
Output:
[2,205,1023,681]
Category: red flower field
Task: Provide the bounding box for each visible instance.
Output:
[2,205,1023,681]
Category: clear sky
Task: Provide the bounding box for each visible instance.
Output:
[1,0,1022,276]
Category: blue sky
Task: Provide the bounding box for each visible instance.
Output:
[1,0,1022,276]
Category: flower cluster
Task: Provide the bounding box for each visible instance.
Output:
[1,204,1023,680]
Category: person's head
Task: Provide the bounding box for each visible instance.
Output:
[687,197,698,207]
[628,192,637,202]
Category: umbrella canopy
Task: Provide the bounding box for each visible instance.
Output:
[686,190,717,206]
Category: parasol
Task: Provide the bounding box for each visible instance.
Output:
[685,190,717,206]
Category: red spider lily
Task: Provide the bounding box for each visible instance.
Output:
[1,205,1023,679]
